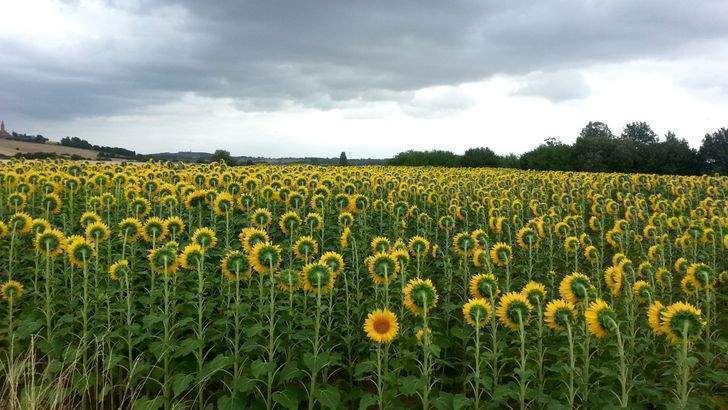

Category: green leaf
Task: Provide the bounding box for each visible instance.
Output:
[433,392,472,410]
[398,375,423,396]
[234,377,257,393]
[132,396,163,410]
[250,359,268,379]
[218,392,247,410]
[273,389,302,410]
[358,393,377,410]
[279,362,304,383]
[354,360,375,378]
[198,354,231,382]
[315,385,342,409]
[170,373,193,397]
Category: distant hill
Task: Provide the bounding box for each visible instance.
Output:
[145,151,388,165]
[0,139,98,159]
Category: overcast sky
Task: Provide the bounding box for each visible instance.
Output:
[2,0,728,157]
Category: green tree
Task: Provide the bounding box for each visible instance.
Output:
[520,138,577,171]
[579,121,613,139]
[699,128,728,174]
[339,151,348,166]
[210,149,235,165]
[621,121,658,144]
[460,147,500,167]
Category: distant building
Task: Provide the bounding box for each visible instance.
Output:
[0,120,10,139]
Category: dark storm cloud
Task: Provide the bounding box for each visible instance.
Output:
[3,0,728,120]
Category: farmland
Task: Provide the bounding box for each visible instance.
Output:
[0,159,725,409]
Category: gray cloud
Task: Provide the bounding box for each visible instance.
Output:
[2,0,728,121]
[512,71,591,102]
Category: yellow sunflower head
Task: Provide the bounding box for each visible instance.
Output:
[521,281,547,307]
[462,298,493,327]
[179,243,205,270]
[686,263,714,290]
[559,272,592,304]
[516,226,538,249]
[239,227,269,254]
[250,242,282,274]
[603,266,623,296]
[142,217,168,243]
[301,262,335,293]
[34,228,65,257]
[85,221,110,242]
[118,217,143,242]
[163,216,185,239]
[368,252,400,285]
[320,251,345,277]
[148,242,179,275]
[489,242,512,267]
[66,236,96,267]
[544,298,576,332]
[191,227,218,250]
[293,236,319,262]
[584,299,615,339]
[251,208,273,228]
[661,302,704,343]
[279,210,302,234]
[403,278,439,316]
[469,273,499,299]
[221,250,251,281]
[632,280,652,304]
[1,280,24,302]
[276,268,301,292]
[496,292,532,331]
[647,300,667,336]
[370,236,391,253]
[364,309,399,344]
[108,259,130,281]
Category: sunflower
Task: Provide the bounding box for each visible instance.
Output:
[66,236,95,267]
[305,212,324,231]
[279,210,302,234]
[407,236,430,256]
[0,221,9,238]
[655,267,671,288]
[471,229,489,248]
[142,217,168,243]
[496,292,532,331]
[470,273,499,299]
[191,227,218,250]
[563,236,579,254]
[521,281,547,306]
[584,299,615,339]
[221,250,251,281]
[584,245,599,264]
[391,248,410,268]
[472,248,490,268]
[179,243,205,270]
[604,266,623,296]
[85,221,110,242]
[108,259,130,281]
[9,212,32,234]
[164,216,185,239]
[213,192,234,216]
[680,275,699,295]
[1,280,24,302]
[544,299,576,332]
[301,262,335,293]
[403,278,438,316]
[251,208,273,228]
[276,268,301,292]
[250,242,282,274]
[184,189,207,208]
[462,298,493,327]
[686,263,714,289]
[338,211,354,228]
[340,226,351,249]
[368,252,400,285]
[661,302,704,343]
[559,272,592,304]
[34,229,65,257]
[452,232,476,256]
[647,301,667,336]
[632,280,651,304]
[320,251,345,277]
[42,192,62,214]
[240,227,269,254]
[118,217,143,242]
[674,257,689,275]
[516,226,538,249]
[31,218,51,235]
[489,242,512,267]
[370,236,391,253]
[148,242,180,275]
[293,236,319,261]
[364,309,399,343]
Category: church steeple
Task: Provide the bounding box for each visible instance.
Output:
[1,120,4,132]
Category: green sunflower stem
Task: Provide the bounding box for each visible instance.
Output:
[609,317,629,407]
[421,301,431,410]
[473,319,481,409]
[308,285,323,410]
[516,311,527,410]
[677,322,691,409]
[266,258,276,410]
[566,322,576,408]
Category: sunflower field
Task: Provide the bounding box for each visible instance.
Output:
[0,159,725,409]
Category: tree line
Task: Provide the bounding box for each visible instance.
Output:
[389,122,728,175]
[60,136,138,159]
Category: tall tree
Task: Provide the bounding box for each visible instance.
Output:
[579,121,613,139]
[339,151,348,166]
[621,121,658,144]
[699,128,728,174]
[460,147,500,167]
